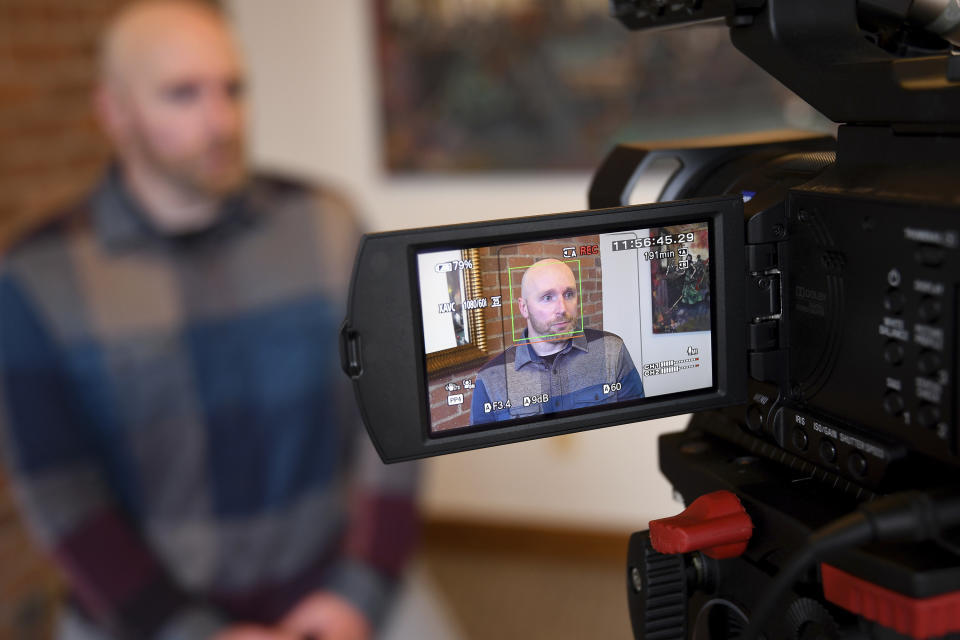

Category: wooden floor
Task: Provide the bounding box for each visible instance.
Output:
[0,507,638,640]
[0,474,61,640]
[418,519,635,640]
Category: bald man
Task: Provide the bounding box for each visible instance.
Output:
[470,258,644,424]
[0,2,417,640]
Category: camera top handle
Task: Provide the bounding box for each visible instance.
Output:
[611,0,960,127]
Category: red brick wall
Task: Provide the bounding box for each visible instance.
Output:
[481,236,603,348]
[0,1,139,251]
[428,235,603,432]
[0,1,139,635]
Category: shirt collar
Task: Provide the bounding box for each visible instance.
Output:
[92,164,259,251]
[514,328,589,370]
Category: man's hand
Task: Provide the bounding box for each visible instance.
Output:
[212,624,300,640]
[280,591,371,640]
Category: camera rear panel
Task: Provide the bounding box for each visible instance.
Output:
[780,190,958,468]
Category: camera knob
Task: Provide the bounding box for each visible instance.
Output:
[627,531,688,640]
[648,490,754,559]
[785,597,838,640]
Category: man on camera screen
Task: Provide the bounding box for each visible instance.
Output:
[417,225,711,434]
[470,258,644,424]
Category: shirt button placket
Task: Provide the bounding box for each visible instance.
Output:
[552,362,560,402]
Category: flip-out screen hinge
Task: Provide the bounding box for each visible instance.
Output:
[745,236,784,383]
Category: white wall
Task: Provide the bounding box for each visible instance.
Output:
[600,229,713,397]
[228,0,687,531]
[418,250,465,354]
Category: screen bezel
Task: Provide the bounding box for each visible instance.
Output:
[344,196,746,462]
[416,220,719,437]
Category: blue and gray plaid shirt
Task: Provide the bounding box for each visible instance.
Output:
[0,168,418,639]
[470,328,644,424]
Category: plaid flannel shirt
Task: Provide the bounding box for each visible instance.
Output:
[470,328,644,424]
[0,168,419,639]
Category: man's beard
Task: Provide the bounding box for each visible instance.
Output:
[137,133,248,198]
[529,313,577,337]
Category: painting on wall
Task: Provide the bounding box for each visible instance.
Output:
[373,0,830,173]
[648,224,711,334]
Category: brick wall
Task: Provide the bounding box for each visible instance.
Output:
[0,1,138,636]
[481,236,603,347]
[429,235,603,432]
[0,1,137,251]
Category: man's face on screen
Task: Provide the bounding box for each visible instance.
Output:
[518,260,579,339]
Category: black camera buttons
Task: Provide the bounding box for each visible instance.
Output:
[882,391,905,416]
[792,426,809,451]
[819,438,838,464]
[917,404,942,429]
[917,297,942,323]
[848,451,868,478]
[883,341,905,366]
[883,290,906,314]
[914,244,946,268]
[917,350,943,376]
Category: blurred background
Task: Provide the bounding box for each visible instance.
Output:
[0,1,830,638]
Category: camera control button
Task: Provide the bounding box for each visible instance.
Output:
[917,297,942,323]
[883,341,905,365]
[917,350,942,376]
[792,427,809,451]
[915,244,945,267]
[848,452,868,478]
[882,391,905,416]
[887,268,902,287]
[917,404,941,429]
[883,290,906,314]
[819,438,838,463]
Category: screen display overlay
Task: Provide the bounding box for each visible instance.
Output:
[416,222,713,434]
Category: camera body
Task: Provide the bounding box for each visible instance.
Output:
[592,124,960,489]
[342,0,960,637]
[595,124,960,640]
[603,2,960,636]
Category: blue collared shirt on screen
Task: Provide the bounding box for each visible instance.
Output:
[470,328,644,425]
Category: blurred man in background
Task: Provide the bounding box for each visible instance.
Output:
[0,1,418,638]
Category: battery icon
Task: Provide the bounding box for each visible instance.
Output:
[435,262,453,273]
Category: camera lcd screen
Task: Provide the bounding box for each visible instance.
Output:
[416,222,713,434]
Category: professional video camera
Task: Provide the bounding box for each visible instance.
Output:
[341,1,960,638]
